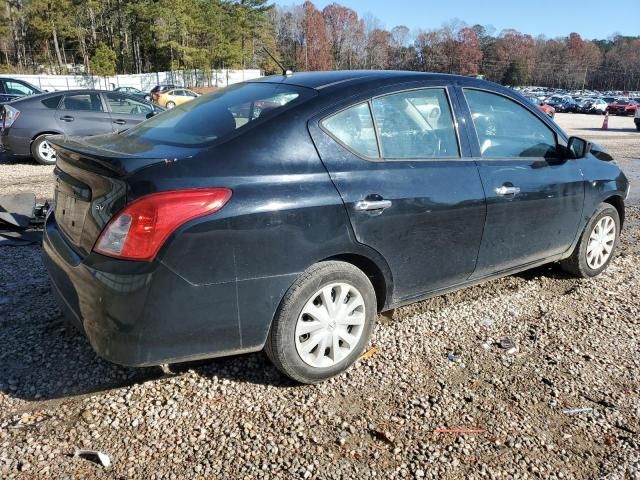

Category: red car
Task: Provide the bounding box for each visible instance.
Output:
[606,99,639,116]
[525,96,555,118]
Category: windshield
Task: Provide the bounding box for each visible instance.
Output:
[120,82,315,147]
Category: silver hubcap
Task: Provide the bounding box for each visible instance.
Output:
[586,216,616,269]
[295,283,366,368]
[38,139,56,162]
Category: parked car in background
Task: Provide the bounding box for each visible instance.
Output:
[42,71,628,384]
[587,98,609,115]
[0,89,163,165]
[607,99,638,116]
[0,77,43,104]
[635,107,640,131]
[150,84,179,103]
[156,88,199,108]
[546,96,578,113]
[576,98,594,114]
[113,86,149,102]
[525,95,555,118]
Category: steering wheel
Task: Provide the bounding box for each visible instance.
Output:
[130,105,144,115]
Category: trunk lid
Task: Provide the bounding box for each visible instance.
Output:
[48,134,198,255]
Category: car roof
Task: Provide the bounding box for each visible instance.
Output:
[249,70,479,91]
[6,89,146,105]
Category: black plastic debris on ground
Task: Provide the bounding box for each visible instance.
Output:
[0,192,48,246]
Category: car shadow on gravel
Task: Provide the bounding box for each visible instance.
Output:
[513,262,575,281]
[0,309,293,404]
[0,309,292,403]
[0,246,290,403]
[0,152,36,166]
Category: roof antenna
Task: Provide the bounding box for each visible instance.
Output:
[262,47,292,76]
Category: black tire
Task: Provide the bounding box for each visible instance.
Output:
[560,203,620,278]
[166,101,176,109]
[264,261,377,384]
[30,134,57,165]
[635,123,640,132]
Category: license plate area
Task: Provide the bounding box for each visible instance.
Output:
[55,190,89,245]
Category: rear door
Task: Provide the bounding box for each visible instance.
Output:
[458,87,585,278]
[104,92,153,130]
[55,93,113,136]
[309,83,486,302]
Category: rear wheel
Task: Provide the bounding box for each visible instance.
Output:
[31,135,57,165]
[561,203,620,278]
[264,261,377,384]
[166,101,176,109]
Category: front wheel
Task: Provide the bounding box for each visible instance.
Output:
[264,261,377,384]
[31,135,57,165]
[561,203,620,278]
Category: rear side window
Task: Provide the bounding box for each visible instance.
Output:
[371,88,459,159]
[322,103,379,158]
[106,93,152,115]
[5,80,38,96]
[464,89,558,158]
[42,96,62,109]
[61,94,104,112]
[120,83,315,147]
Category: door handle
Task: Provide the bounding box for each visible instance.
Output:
[354,199,392,211]
[113,119,127,125]
[495,185,521,196]
[59,115,74,122]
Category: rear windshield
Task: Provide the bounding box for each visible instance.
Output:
[118,82,315,147]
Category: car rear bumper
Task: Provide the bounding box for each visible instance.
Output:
[0,129,31,156]
[42,210,253,367]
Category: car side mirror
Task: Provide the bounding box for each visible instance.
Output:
[567,136,591,159]
[145,111,156,119]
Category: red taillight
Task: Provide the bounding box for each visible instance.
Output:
[94,188,232,261]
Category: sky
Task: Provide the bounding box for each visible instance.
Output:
[276,0,639,40]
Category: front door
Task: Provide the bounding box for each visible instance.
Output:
[309,85,487,302]
[459,88,585,278]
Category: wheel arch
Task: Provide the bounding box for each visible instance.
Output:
[31,131,63,143]
[603,194,625,228]
[321,252,393,312]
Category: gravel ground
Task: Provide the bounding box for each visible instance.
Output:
[0,113,639,479]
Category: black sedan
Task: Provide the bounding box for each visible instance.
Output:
[112,86,150,102]
[0,89,163,164]
[43,71,629,384]
[546,96,578,113]
[0,77,43,104]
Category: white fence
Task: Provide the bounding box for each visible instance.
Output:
[0,69,263,92]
